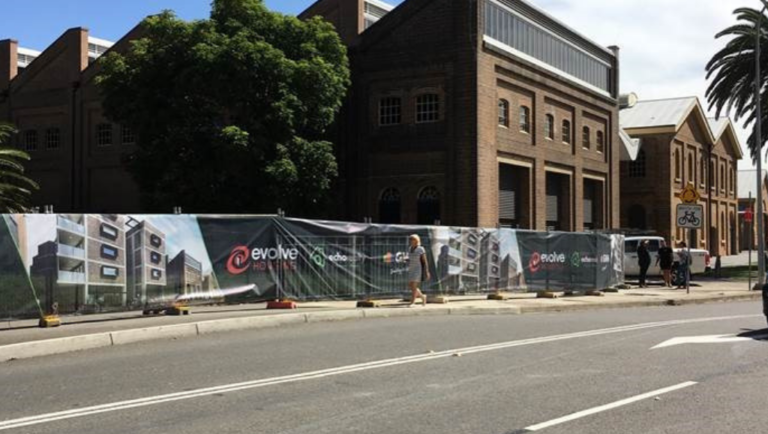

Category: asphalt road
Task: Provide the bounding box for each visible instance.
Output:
[1,301,767,434]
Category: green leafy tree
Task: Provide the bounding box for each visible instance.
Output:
[0,123,38,212]
[96,0,350,215]
[706,2,768,162]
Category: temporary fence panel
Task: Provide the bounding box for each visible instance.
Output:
[0,214,625,320]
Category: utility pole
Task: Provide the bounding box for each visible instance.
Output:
[756,3,766,286]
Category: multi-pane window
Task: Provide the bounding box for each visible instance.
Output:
[582,126,591,149]
[415,94,439,123]
[629,149,646,178]
[483,1,612,93]
[562,120,571,144]
[96,123,112,147]
[379,97,402,126]
[596,131,604,153]
[545,114,554,140]
[23,130,38,151]
[121,125,136,144]
[45,128,60,150]
[519,106,531,133]
[498,99,510,127]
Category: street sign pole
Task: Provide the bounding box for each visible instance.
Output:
[686,231,691,295]
[750,192,753,291]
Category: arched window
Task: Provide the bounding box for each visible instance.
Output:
[687,156,693,185]
[379,188,401,224]
[710,161,715,191]
[629,149,646,178]
[545,114,554,140]
[674,150,681,180]
[730,167,734,193]
[417,187,441,225]
[519,106,531,133]
[562,119,571,144]
[582,126,591,149]
[720,165,725,192]
[628,204,646,230]
[498,99,509,127]
[596,130,604,153]
[699,157,706,187]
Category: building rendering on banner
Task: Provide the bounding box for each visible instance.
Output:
[619,96,743,256]
[30,214,127,312]
[125,218,167,305]
[167,250,204,295]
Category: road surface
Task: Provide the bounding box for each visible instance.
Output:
[1,301,767,433]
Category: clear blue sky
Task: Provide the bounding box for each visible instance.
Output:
[0,0,403,51]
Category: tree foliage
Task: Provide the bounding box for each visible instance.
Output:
[96,0,350,214]
[0,123,38,212]
[706,1,768,163]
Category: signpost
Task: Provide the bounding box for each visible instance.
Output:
[676,185,702,295]
[747,192,754,291]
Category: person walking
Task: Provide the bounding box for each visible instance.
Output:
[637,239,651,288]
[676,242,691,290]
[407,234,429,307]
[657,239,674,288]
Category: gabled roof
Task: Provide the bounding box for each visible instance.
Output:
[738,170,768,200]
[619,129,641,161]
[708,117,744,159]
[620,96,743,160]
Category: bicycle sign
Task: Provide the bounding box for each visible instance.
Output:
[676,204,703,229]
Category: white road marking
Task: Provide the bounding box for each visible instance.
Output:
[523,381,698,431]
[0,314,757,431]
[651,333,768,349]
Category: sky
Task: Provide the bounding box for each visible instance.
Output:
[0,0,759,168]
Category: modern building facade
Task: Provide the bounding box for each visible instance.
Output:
[167,250,203,295]
[29,214,126,312]
[619,97,743,256]
[125,219,167,305]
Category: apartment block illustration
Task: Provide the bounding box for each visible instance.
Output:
[480,231,501,291]
[445,228,481,292]
[167,250,203,295]
[30,214,127,312]
[125,218,167,305]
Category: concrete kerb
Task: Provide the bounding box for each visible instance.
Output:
[0,291,761,362]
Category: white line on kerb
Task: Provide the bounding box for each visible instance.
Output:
[0,314,756,432]
[524,381,698,431]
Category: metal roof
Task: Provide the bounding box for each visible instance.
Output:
[619,129,641,161]
[619,96,697,129]
[738,170,767,200]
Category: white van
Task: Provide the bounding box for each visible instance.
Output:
[624,236,710,277]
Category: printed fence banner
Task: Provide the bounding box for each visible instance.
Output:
[0,214,624,320]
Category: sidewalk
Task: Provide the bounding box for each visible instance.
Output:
[0,279,761,362]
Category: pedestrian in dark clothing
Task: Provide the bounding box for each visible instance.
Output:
[657,240,674,288]
[637,240,651,288]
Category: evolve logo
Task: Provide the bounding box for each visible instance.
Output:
[225,245,299,275]
[528,251,566,273]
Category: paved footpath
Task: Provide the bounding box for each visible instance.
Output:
[0,278,761,362]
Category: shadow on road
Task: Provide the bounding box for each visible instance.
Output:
[737,328,768,341]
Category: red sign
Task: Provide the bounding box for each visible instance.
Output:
[745,208,754,223]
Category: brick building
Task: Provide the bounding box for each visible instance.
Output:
[302,0,621,229]
[3,0,622,230]
[737,170,768,251]
[167,250,204,295]
[0,28,141,213]
[619,97,743,256]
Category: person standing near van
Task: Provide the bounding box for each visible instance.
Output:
[657,240,674,288]
[637,239,651,288]
[676,242,691,290]
[407,234,429,307]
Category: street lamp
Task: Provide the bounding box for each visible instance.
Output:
[756,2,766,286]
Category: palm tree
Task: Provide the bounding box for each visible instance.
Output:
[705,2,768,162]
[0,122,38,212]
